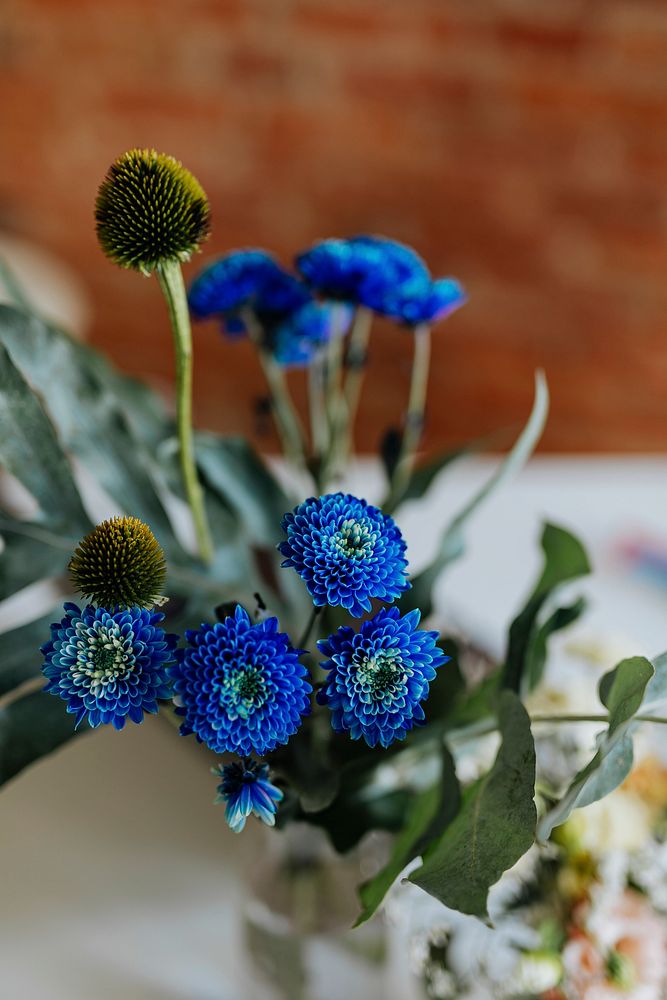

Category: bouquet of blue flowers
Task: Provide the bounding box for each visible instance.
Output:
[1,149,664,930]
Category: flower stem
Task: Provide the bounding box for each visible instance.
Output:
[242,308,308,475]
[319,304,352,486]
[156,259,213,564]
[386,322,432,511]
[341,305,373,457]
[308,353,329,458]
[530,713,667,725]
[297,605,322,650]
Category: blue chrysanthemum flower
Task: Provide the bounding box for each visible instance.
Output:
[272,301,352,367]
[42,602,176,730]
[279,493,410,617]
[295,235,429,314]
[212,756,283,833]
[317,607,448,748]
[171,605,311,756]
[381,276,467,326]
[189,249,314,340]
[188,249,280,319]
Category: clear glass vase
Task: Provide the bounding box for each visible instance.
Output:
[241,823,417,1000]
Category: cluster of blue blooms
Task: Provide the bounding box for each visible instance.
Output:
[186,235,466,368]
[42,494,446,833]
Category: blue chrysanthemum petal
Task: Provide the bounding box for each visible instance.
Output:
[41,603,176,730]
[171,606,311,756]
[213,757,283,833]
[382,276,467,326]
[317,607,449,748]
[272,302,351,368]
[279,493,409,617]
[189,250,317,341]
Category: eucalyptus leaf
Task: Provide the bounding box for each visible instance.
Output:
[0,343,90,531]
[639,650,667,715]
[355,746,460,926]
[0,612,56,696]
[409,691,536,918]
[537,656,655,842]
[390,425,516,510]
[402,371,549,618]
[0,689,80,786]
[195,433,291,547]
[502,523,591,694]
[0,306,175,542]
[523,598,587,692]
[0,519,71,601]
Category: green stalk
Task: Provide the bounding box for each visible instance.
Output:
[308,354,329,458]
[241,308,308,474]
[386,321,432,511]
[297,605,322,651]
[341,305,372,458]
[318,304,353,487]
[156,259,213,564]
[531,713,667,725]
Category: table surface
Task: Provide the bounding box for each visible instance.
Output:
[2,456,666,999]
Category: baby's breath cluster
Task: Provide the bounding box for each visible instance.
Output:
[69,516,166,609]
[95,148,210,274]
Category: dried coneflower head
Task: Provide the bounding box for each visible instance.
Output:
[69,515,167,609]
[95,148,210,275]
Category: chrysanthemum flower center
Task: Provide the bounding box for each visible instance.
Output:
[75,623,132,686]
[222,666,267,719]
[356,648,406,699]
[332,518,375,561]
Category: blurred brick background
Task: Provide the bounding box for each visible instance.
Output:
[1,0,666,453]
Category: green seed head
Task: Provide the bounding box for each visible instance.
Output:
[95,149,211,275]
[69,516,167,609]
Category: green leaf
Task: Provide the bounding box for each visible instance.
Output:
[401,371,549,618]
[0,612,55,696]
[537,656,655,842]
[0,343,90,531]
[0,519,71,600]
[639,651,667,715]
[523,599,587,692]
[355,746,460,926]
[0,306,175,542]
[390,425,517,510]
[0,689,79,785]
[409,691,536,917]
[195,434,291,547]
[502,523,591,694]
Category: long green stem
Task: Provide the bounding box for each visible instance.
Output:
[531,713,667,725]
[308,354,329,458]
[297,605,321,650]
[318,305,352,487]
[156,259,213,564]
[341,305,372,458]
[242,308,308,474]
[386,322,432,512]
[447,711,667,750]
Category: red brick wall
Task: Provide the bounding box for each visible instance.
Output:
[1,0,666,452]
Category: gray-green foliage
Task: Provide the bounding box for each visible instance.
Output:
[538,654,661,841]
[5,289,648,926]
[0,303,292,784]
[409,692,537,918]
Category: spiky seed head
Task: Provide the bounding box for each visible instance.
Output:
[69,516,167,609]
[95,149,211,275]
